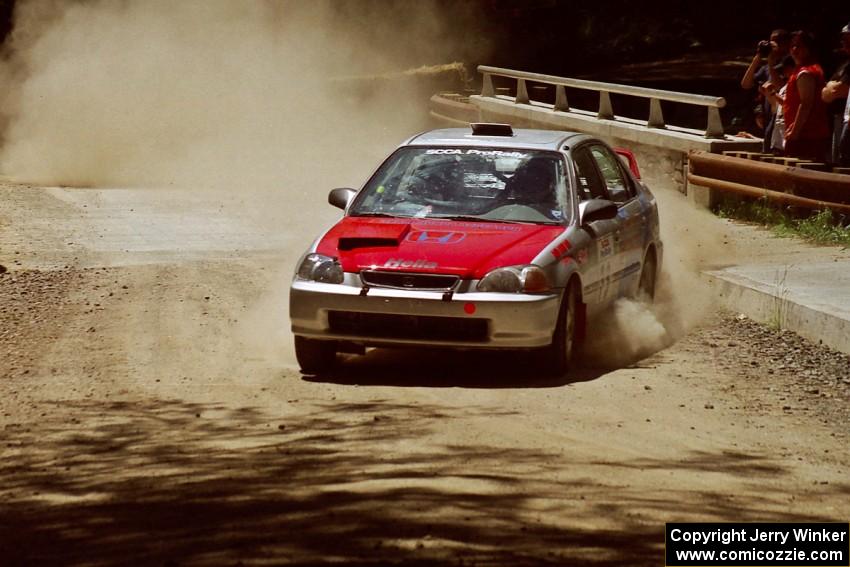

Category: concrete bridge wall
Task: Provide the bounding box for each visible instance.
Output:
[467,94,761,194]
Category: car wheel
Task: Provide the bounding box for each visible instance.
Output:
[637,251,657,303]
[544,280,580,376]
[294,336,337,375]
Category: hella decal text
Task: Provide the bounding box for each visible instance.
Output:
[383,258,439,269]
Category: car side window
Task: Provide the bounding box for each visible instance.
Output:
[589,145,633,204]
[572,148,608,201]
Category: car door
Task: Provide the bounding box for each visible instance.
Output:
[571,146,621,306]
[587,144,643,297]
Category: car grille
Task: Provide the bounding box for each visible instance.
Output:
[360,270,459,291]
[327,311,489,342]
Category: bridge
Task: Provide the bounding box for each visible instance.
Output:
[430,65,850,212]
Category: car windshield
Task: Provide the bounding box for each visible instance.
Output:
[349,147,571,224]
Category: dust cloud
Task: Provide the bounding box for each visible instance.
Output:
[583,182,724,368]
[0,0,476,191]
[0,0,484,369]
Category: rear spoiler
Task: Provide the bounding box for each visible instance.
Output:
[614,148,641,180]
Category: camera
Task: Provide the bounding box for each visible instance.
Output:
[758,40,772,58]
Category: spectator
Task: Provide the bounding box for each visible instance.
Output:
[741,29,791,149]
[763,56,796,154]
[781,31,830,162]
[840,91,850,166]
[821,23,850,164]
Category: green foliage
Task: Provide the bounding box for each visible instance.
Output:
[716,198,850,246]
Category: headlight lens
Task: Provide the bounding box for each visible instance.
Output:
[477,265,551,293]
[297,253,344,284]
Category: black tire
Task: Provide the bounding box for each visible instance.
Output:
[294,336,337,375]
[637,250,657,303]
[543,280,580,376]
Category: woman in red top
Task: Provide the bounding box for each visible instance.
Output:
[782,31,830,161]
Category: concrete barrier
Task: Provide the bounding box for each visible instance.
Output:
[477,65,728,138]
[706,263,850,356]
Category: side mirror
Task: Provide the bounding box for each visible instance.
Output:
[579,198,618,226]
[328,187,357,210]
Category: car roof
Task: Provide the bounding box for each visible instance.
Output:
[404,127,591,152]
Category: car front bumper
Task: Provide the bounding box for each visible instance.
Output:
[290,279,561,349]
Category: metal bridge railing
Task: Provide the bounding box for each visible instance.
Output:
[478,65,727,139]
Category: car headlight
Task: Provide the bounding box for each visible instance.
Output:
[477,265,551,293]
[296,253,344,284]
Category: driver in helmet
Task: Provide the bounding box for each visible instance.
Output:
[495,157,559,217]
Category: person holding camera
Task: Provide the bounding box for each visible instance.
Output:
[741,29,791,150]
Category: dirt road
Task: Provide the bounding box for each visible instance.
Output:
[1,182,849,566]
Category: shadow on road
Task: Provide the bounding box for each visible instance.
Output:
[1,398,846,566]
[302,347,610,388]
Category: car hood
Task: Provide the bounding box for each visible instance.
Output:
[315,216,564,279]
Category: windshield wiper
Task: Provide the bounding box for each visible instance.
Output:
[350,212,407,219]
[431,215,518,223]
[432,215,558,225]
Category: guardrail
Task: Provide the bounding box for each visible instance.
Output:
[688,151,850,213]
[478,65,727,138]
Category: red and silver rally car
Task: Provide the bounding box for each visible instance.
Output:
[290,124,662,375]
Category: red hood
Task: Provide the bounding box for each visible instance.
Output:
[316,217,563,279]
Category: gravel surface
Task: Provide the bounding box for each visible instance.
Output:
[3,182,850,565]
[3,264,850,566]
[702,314,850,431]
[1,267,85,380]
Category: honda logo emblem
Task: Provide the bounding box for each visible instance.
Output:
[406,230,466,244]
